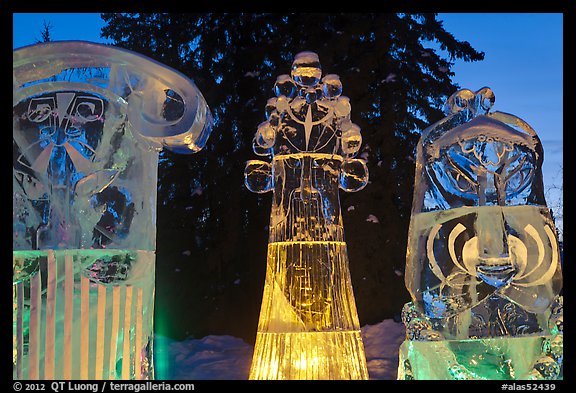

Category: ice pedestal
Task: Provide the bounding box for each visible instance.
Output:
[13,41,212,379]
[398,88,563,380]
[245,52,369,379]
[398,334,562,380]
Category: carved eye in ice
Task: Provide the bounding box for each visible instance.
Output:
[291,51,322,87]
[245,160,273,193]
[322,74,343,99]
[274,74,297,98]
[27,102,53,122]
[341,123,362,157]
[339,158,368,192]
[255,121,276,149]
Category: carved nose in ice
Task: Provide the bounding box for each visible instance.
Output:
[473,206,512,288]
[476,256,516,288]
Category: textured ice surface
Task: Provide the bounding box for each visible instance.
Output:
[13,41,212,380]
[245,52,369,379]
[13,41,212,252]
[13,249,155,379]
[398,335,562,380]
[399,88,563,380]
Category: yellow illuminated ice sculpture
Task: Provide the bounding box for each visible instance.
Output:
[245,51,369,380]
[397,88,563,380]
[13,41,212,379]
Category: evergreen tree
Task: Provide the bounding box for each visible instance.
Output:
[35,20,53,43]
[101,13,484,342]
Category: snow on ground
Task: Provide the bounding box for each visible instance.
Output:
[361,319,406,380]
[154,319,406,380]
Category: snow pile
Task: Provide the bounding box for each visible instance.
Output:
[361,319,406,380]
[155,319,406,380]
[154,335,253,380]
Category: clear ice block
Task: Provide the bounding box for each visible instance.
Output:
[398,87,563,380]
[245,51,369,379]
[13,41,213,379]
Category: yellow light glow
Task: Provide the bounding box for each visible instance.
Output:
[247,52,369,380]
[248,231,369,379]
[250,331,368,380]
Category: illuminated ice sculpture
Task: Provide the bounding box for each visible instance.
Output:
[245,52,369,379]
[397,87,563,380]
[13,41,212,380]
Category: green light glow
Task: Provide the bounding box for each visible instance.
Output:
[398,335,562,380]
[153,318,172,380]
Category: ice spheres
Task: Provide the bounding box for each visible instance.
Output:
[397,87,563,380]
[13,41,212,380]
[245,51,369,379]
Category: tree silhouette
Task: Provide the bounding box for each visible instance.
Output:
[35,20,53,43]
[101,12,484,342]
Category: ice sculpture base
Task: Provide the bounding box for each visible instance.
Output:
[13,249,155,380]
[397,334,563,380]
[250,331,369,380]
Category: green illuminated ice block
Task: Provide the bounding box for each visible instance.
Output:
[397,88,563,380]
[13,41,212,379]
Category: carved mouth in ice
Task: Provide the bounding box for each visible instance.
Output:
[476,258,516,288]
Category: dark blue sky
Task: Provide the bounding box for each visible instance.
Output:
[12,12,563,234]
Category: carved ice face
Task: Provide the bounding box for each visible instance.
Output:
[13,41,214,252]
[413,205,561,318]
[13,91,125,249]
[407,97,562,320]
[15,92,105,185]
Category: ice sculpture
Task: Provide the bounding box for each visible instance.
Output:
[13,41,212,380]
[397,87,563,380]
[245,51,369,380]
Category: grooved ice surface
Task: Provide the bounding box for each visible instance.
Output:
[13,41,212,380]
[398,88,563,380]
[245,51,369,379]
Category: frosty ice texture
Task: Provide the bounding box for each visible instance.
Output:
[13,41,212,379]
[398,87,563,380]
[245,51,369,379]
[13,249,155,379]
